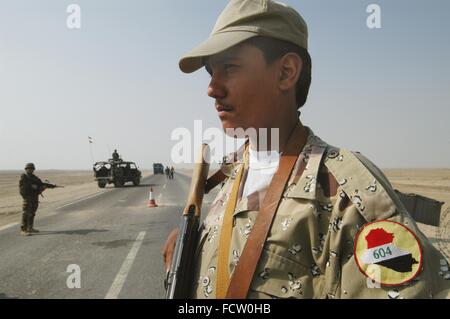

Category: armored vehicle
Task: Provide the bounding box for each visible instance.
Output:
[93,160,142,188]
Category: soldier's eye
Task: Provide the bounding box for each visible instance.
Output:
[224,64,237,71]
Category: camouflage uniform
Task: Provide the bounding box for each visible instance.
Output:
[19,171,44,232]
[191,127,450,299]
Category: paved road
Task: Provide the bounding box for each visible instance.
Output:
[0,173,217,299]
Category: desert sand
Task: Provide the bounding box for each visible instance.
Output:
[383,169,450,259]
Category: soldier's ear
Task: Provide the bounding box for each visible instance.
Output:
[278,53,302,92]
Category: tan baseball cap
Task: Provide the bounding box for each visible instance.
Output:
[179,0,308,73]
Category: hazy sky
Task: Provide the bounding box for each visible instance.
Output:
[1,0,449,170]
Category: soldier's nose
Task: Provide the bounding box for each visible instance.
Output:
[207,76,226,99]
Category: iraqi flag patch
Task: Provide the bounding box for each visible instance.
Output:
[354,220,422,286]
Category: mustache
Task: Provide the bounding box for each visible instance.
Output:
[215,100,234,110]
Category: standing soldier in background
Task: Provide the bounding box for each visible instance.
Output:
[165,166,170,180]
[19,163,58,236]
[19,163,44,236]
[170,166,175,180]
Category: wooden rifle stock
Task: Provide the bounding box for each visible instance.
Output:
[165,144,210,299]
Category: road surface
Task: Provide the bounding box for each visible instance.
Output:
[0,172,217,299]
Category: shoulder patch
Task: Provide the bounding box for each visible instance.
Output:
[354,220,423,286]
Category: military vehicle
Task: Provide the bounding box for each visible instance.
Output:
[153,163,164,175]
[93,160,142,188]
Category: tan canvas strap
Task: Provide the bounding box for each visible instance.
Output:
[216,145,249,299]
[225,123,308,299]
[204,170,227,194]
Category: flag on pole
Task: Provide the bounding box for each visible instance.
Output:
[88,136,95,164]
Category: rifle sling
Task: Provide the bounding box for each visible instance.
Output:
[225,123,307,299]
[205,170,227,194]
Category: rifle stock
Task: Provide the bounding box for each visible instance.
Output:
[165,144,210,299]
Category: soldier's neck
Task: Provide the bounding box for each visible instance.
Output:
[248,120,303,154]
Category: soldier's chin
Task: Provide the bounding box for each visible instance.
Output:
[221,122,254,139]
[220,121,234,133]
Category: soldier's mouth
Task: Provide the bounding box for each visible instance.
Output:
[216,104,234,113]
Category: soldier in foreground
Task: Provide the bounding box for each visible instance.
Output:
[19,163,60,236]
[163,0,450,298]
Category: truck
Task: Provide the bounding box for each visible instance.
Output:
[153,163,164,175]
[93,159,142,188]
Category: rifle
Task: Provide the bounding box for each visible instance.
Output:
[39,180,64,196]
[165,144,210,299]
[43,182,64,189]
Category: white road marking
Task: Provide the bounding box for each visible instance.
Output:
[163,183,167,190]
[56,192,105,209]
[105,231,146,299]
[0,222,19,232]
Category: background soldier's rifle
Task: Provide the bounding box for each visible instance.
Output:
[165,144,210,299]
[39,180,64,197]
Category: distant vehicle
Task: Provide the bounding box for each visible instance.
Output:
[153,163,164,175]
[93,159,142,188]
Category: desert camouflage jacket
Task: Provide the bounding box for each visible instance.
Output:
[19,173,43,199]
[191,127,450,299]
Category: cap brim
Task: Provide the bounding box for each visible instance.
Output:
[179,31,258,73]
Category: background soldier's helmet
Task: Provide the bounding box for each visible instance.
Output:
[25,163,35,170]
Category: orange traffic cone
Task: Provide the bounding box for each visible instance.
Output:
[147,187,158,208]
